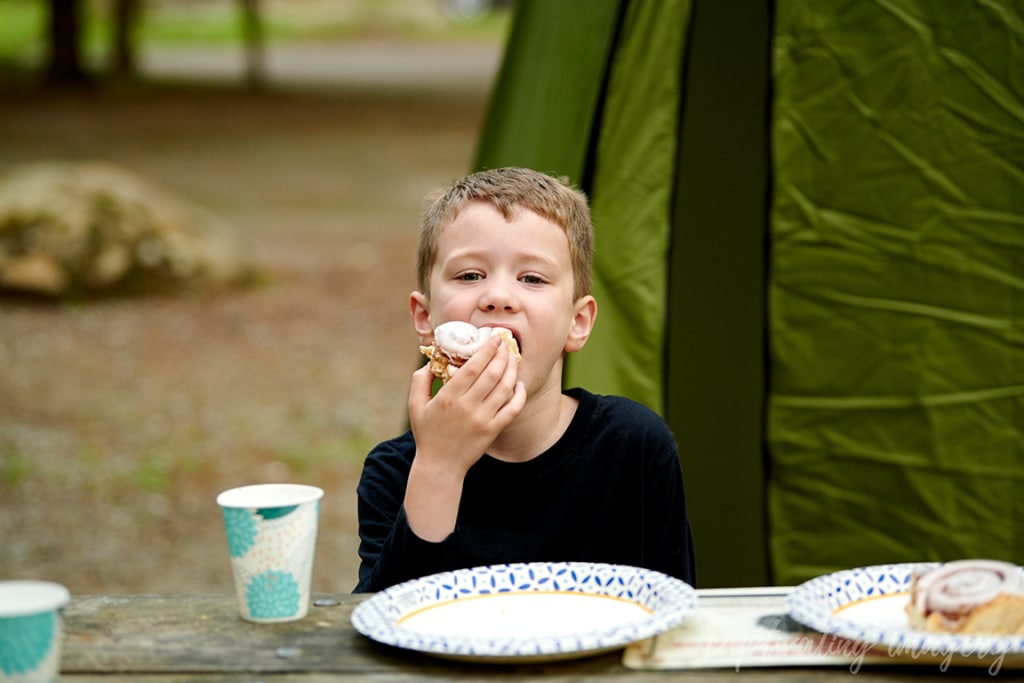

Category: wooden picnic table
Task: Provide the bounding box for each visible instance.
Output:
[61,592,1006,682]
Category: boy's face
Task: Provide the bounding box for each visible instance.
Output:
[411,201,595,397]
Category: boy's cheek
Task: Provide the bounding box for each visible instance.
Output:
[431,299,473,324]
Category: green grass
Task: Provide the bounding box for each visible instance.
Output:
[0,0,509,64]
[274,430,376,476]
[134,453,173,493]
[0,443,33,487]
[0,0,43,57]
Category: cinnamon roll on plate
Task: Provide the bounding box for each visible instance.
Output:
[905,559,1024,635]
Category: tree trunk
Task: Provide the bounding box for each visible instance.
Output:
[240,0,267,88]
[110,0,141,78]
[45,0,89,84]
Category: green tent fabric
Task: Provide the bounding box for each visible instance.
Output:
[476,0,769,588]
[474,1,624,183]
[768,0,1024,584]
[576,0,693,412]
[475,0,693,415]
[473,0,1023,587]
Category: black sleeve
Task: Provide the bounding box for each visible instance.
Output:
[642,436,697,586]
[605,395,696,587]
[353,433,457,592]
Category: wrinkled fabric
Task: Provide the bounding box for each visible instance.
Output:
[768,0,1024,585]
[566,0,693,414]
[474,0,624,182]
[474,0,693,414]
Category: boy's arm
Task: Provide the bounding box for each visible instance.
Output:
[643,438,697,587]
[353,336,524,593]
[354,438,456,592]
[404,335,524,542]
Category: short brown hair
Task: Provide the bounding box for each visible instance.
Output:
[417,167,594,300]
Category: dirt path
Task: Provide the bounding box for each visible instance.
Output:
[0,75,491,593]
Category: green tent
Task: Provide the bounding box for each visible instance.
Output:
[474,0,1024,587]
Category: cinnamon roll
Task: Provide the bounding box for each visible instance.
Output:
[420,321,520,383]
[906,559,1024,635]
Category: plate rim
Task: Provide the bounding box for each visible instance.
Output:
[785,561,1024,655]
[350,560,696,661]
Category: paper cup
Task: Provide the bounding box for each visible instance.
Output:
[0,581,71,683]
[217,483,323,623]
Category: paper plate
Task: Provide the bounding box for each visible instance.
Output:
[786,562,1024,657]
[351,561,696,662]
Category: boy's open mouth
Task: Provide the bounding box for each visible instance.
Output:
[498,327,522,354]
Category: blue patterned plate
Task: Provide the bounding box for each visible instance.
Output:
[786,563,1024,656]
[351,562,696,662]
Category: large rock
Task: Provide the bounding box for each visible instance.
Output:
[0,161,247,297]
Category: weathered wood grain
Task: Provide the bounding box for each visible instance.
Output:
[65,594,405,675]
[60,594,1002,682]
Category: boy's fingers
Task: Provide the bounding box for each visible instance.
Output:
[463,335,502,370]
[509,380,527,411]
[411,362,435,388]
[445,335,501,391]
[408,364,436,408]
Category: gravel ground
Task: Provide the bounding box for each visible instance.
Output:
[0,73,490,594]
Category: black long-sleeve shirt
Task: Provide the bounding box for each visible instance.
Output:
[354,388,696,592]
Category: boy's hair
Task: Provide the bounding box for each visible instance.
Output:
[417,167,594,300]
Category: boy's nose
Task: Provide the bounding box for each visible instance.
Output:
[485,301,514,311]
[480,281,517,312]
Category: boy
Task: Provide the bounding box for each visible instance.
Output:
[354,167,695,592]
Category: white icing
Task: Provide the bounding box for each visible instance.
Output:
[433,321,512,360]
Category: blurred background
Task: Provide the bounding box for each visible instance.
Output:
[5,0,1020,598]
[0,0,512,594]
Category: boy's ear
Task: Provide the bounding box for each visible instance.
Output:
[564,295,597,353]
[409,291,434,344]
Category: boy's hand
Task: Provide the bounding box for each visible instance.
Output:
[409,334,524,474]
[403,334,524,542]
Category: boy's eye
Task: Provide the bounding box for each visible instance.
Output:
[456,272,483,281]
[520,274,545,285]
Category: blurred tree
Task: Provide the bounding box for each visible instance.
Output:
[240,0,266,88]
[41,0,267,88]
[45,0,88,84]
[110,0,141,77]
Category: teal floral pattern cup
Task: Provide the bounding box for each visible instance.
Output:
[0,580,70,683]
[217,484,323,623]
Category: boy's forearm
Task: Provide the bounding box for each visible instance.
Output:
[354,503,459,592]
[403,454,466,542]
